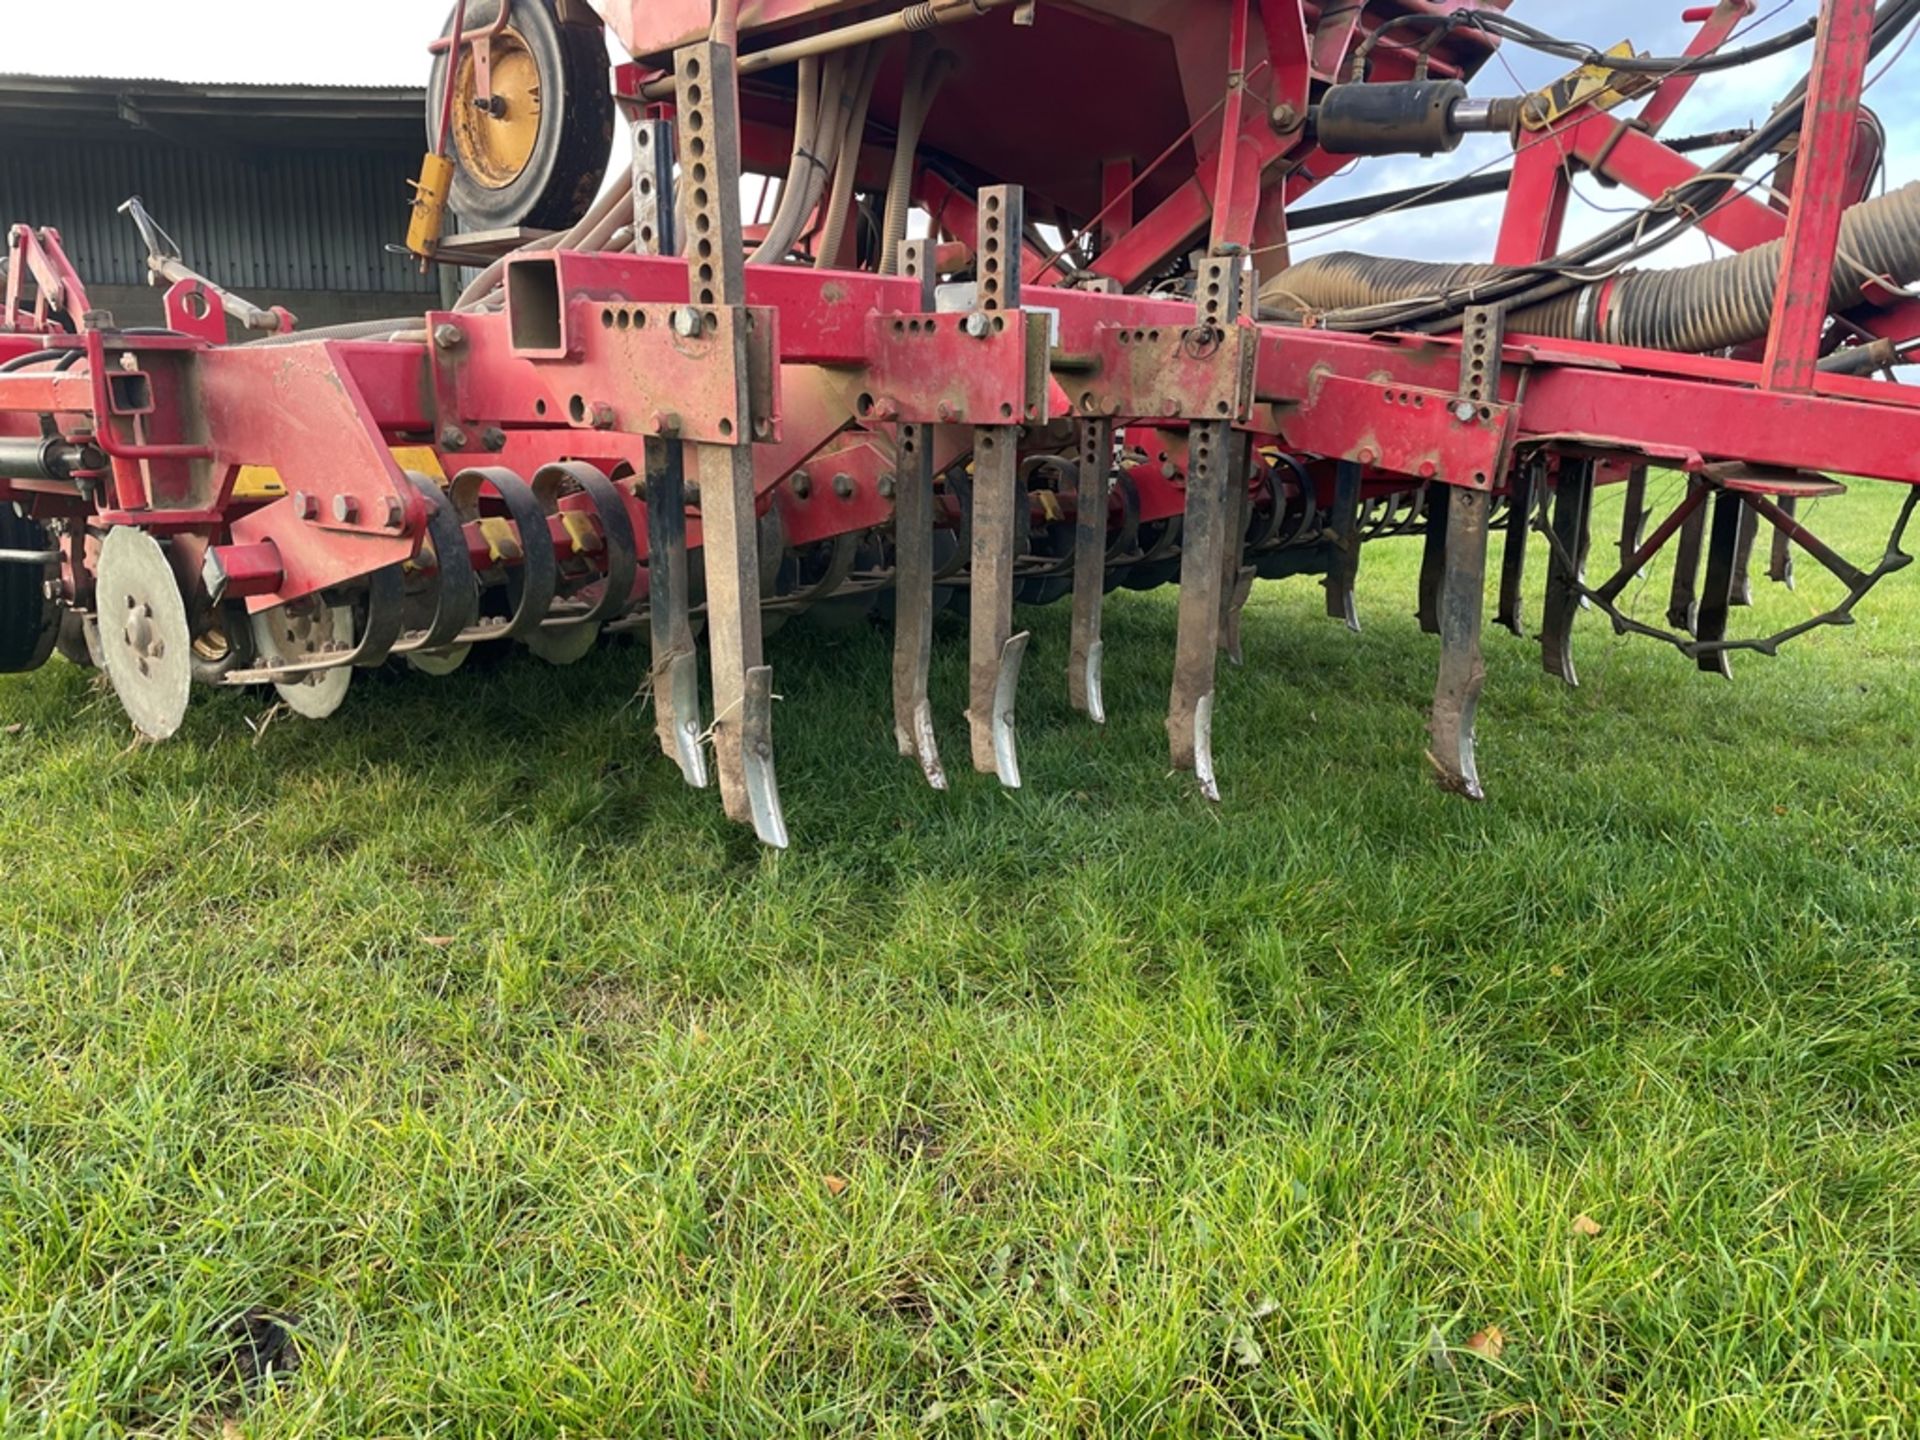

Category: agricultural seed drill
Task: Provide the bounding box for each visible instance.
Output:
[3,0,1918,847]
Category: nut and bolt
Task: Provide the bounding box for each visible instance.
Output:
[832,472,855,500]
[1452,401,1477,423]
[292,491,319,520]
[589,401,616,430]
[331,494,360,524]
[382,495,407,529]
[935,401,955,422]
[652,410,682,436]
[671,306,704,338]
[963,312,992,339]
[439,425,469,451]
[877,473,897,500]
[480,426,507,452]
[433,323,465,350]
[1270,102,1302,133]
[791,471,813,500]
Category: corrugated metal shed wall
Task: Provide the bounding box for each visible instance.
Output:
[0,139,436,295]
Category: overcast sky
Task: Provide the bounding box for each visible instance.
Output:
[2,0,1909,270]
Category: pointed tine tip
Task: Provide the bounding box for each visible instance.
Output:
[742,664,788,849]
[992,632,1029,790]
[1193,692,1219,803]
[909,703,948,791]
[1085,640,1106,727]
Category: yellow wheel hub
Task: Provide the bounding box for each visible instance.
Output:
[452,28,544,190]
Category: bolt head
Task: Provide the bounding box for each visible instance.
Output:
[963,312,992,339]
[1453,401,1477,423]
[935,401,954,422]
[331,494,359,524]
[832,472,855,500]
[790,471,813,500]
[651,411,682,437]
[480,426,507,452]
[433,323,465,351]
[439,425,469,451]
[292,491,319,520]
[589,401,616,430]
[877,474,897,500]
[671,306,703,338]
[382,495,407,529]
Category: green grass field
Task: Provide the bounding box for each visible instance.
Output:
[4,478,1920,1438]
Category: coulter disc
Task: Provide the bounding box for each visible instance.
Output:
[96,527,193,740]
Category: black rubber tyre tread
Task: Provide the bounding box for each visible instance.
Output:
[0,504,58,674]
[426,0,614,233]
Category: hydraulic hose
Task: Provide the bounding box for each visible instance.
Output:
[1261,181,1920,354]
[815,43,887,268]
[879,38,954,274]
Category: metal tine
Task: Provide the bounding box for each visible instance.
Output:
[1769,494,1798,588]
[891,239,947,787]
[676,40,785,846]
[1167,255,1245,802]
[1416,482,1449,634]
[1495,456,1536,637]
[1219,445,1255,667]
[633,114,708,790]
[1428,306,1503,799]
[1667,474,1709,635]
[966,185,1029,789]
[1730,498,1760,606]
[1692,488,1743,678]
[1540,456,1593,686]
[1068,416,1113,723]
[1323,460,1363,631]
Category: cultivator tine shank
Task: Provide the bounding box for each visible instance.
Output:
[1069,416,1114,723]
[1693,489,1743,678]
[676,41,784,846]
[1416,483,1447,634]
[1540,457,1592,686]
[1667,476,1709,635]
[1769,496,1797,588]
[1169,420,1235,800]
[891,238,947,787]
[1324,460,1363,631]
[1428,307,1503,798]
[1220,451,1254,666]
[1731,500,1760,607]
[1167,256,1247,800]
[631,116,708,789]
[967,185,1028,788]
[1496,458,1534,637]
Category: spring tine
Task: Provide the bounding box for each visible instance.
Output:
[392,471,479,655]
[1429,307,1502,798]
[1495,457,1535,637]
[1069,417,1113,723]
[1540,456,1593,686]
[1416,483,1449,634]
[891,241,947,786]
[677,40,785,846]
[1769,494,1797,588]
[1323,460,1363,632]
[1693,489,1743,678]
[966,185,1026,788]
[1667,475,1709,635]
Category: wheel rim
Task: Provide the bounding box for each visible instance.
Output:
[452,29,544,189]
[97,528,193,740]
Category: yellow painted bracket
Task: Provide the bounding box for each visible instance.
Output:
[407,152,458,260]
